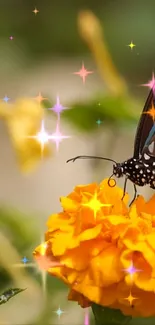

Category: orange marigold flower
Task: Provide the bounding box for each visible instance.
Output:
[33,179,155,318]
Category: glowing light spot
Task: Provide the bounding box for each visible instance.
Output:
[73,62,93,84]
[128,41,136,50]
[82,192,111,219]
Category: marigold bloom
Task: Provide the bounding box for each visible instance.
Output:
[33,179,155,317]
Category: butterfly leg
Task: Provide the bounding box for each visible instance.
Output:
[129,183,137,206]
[121,176,128,201]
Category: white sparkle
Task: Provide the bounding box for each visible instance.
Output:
[54,306,65,319]
[26,120,53,157]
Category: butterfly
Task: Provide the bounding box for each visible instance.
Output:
[67,87,155,205]
[0,288,26,305]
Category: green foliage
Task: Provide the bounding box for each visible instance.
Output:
[0,207,38,289]
[44,94,140,132]
[92,303,155,325]
[92,303,132,325]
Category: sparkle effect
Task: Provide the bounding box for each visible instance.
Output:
[123,261,142,281]
[96,119,102,126]
[142,73,155,92]
[13,238,61,301]
[82,192,112,219]
[84,308,89,325]
[143,102,155,121]
[73,62,93,84]
[49,96,68,116]
[21,256,29,264]
[13,259,47,299]
[128,41,136,50]
[9,36,14,41]
[124,291,138,306]
[54,307,65,319]
[26,120,52,156]
[3,95,10,103]
[50,121,70,151]
[33,8,39,15]
[34,92,47,104]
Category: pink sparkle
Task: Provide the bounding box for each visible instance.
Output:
[84,309,89,325]
[73,62,93,84]
[36,255,61,271]
[142,72,155,92]
[9,36,14,40]
[49,96,69,116]
[50,121,71,151]
[122,261,142,278]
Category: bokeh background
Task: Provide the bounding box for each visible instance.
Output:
[0,0,155,324]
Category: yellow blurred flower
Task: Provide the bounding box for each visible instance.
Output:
[0,98,51,172]
[34,179,155,317]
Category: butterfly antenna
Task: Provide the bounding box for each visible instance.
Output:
[108,173,116,187]
[66,155,117,164]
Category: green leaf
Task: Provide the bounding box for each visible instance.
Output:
[43,94,140,133]
[92,303,132,325]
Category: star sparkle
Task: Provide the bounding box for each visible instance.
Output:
[128,41,136,50]
[21,256,29,264]
[123,261,142,282]
[142,73,155,91]
[9,36,14,41]
[26,120,52,156]
[82,192,112,219]
[33,8,39,15]
[12,258,47,299]
[73,62,93,84]
[50,121,71,151]
[49,96,68,116]
[124,291,138,306]
[123,261,141,275]
[143,102,155,121]
[36,255,61,270]
[12,238,61,301]
[3,95,10,103]
[54,306,65,319]
[96,119,102,126]
[33,92,47,104]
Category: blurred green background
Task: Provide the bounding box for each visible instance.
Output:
[0,0,155,324]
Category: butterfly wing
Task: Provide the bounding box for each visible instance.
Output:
[133,88,155,158]
[141,123,155,161]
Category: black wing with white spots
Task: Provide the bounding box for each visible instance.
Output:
[0,288,26,305]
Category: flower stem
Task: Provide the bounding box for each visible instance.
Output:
[78,10,127,96]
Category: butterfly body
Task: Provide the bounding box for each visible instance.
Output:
[113,157,155,187]
[67,86,155,204]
